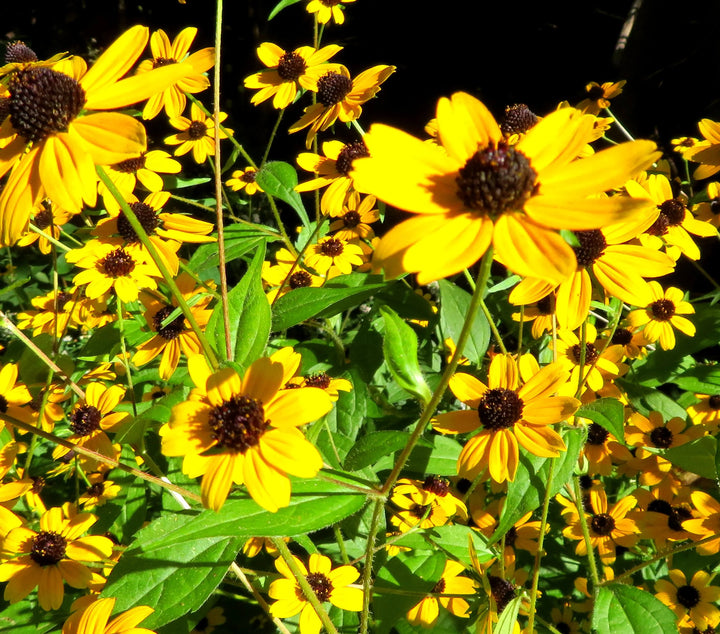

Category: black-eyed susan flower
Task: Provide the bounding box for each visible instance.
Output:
[406,559,476,628]
[0,25,193,246]
[137,27,215,120]
[78,474,121,510]
[61,596,154,634]
[390,475,467,532]
[512,291,556,340]
[165,103,232,164]
[305,0,356,25]
[268,552,362,634]
[553,323,620,393]
[580,422,632,477]
[328,193,379,240]
[16,199,76,254]
[262,247,325,302]
[98,150,181,207]
[433,354,579,483]
[351,92,659,285]
[287,371,352,402]
[304,236,364,278]
[633,486,695,549]
[160,355,333,511]
[561,487,638,563]
[296,140,370,214]
[0,506,113,610]
[688,393,720,430]
[289,64,395,148]
[550,604,584,634]
[686,118,720,180]
[672,135,701,161]
[683,491,720,555]
[627,282,695,350]
[0,362,33,429]
[576,80,626,115]
[16,288,79,337]
[694,181,720,229]
[655,570,720,631]
[244,43,342,110]
[132,274,214,380]
[68,240,161,303]
[226,166,264,196]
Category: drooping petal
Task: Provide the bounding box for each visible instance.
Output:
[70,113,146,165]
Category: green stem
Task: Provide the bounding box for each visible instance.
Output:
[115,299,138,417]
[96,166,219,370]
[573,476,600,591]
[28,224,70,252]
[333,525,349,564]
[359,499,384,634]
[480,298,507,354]
[575,321,588,399]
[271,537,339,634]
[261,109,285,167]
[351,119,366,137]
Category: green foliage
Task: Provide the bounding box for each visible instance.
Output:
[593,585,677,634]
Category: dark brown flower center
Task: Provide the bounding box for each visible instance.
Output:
[455,478,472,494]
[647,499,673,515]
[33,201,54,230]
[477,387,524,431]
[30,531,67,566]
[504,525,518,547]
[574,230,607,268]
[432,577,446,594]
[188,120,208,140]
[571,342,599,365]
[488,575,516,614]
[500,103,538,135]
[240,169,257,183]
[152,304,185,340]
[289,270,312,288]
[317,71,352,107]
[335,141,369,175]
[342,211,361,228]
[693,627,716,634]
[709,394,720,410]
[556,623,572,634]
[153,57,176,68]
[277,51,307,81]
[676,584,701,608]
[611,328,634,345]
[114,154,147,174]
[455,141,537,217]
[658,198,686,225]
[649,426,673,448]
[100,248,136,278]
[646,213,670,236]
[31,476,45,494]
[422,475,449,496]
[650,299,675,321]
[586,85,605,100]
[320,0,342,5]
[305,372,331,389]
[117,202,161,242]
[70,404,102,436]
[590,513,615,536]
[306,572,334,602]
[151,389,166,399]
[409,503,431,519]
[669,505,692,532]
[207,395,268,452]
[578,474,593,490]
[56,291,73,311]
[536,294,555,315]
[320,238,344,257]
[87,482,105,497]
[9,67,86,143]
[586,422,609,445]
[5,41,38,64]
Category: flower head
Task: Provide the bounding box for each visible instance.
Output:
[655,570,720,631]
[305,0,357,25]
[62,596,154,634]
[226,166,264,196]
[627,282,695,350]
[165,102,232,164]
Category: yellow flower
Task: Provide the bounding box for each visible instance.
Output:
[627,282,695,350]
[553,323,620,393]
[305,236,364,278]
[328,193,379,240]
[165,102,232,164]
[406,559,477,628]
[693,181,720,229]
[576,80,626,115]
[0,506,113,610]
[0,25,193,245]
[351,92,659,285]
[0,362,33,430]
[269,553,362,634]
[432,354,579,483]
[137,27,215,120]
[688,392,720,430]
[289,64,395,148]
[78,473,121,510]
[16,199,76,254]
[160,354,333,511]
[262,247,325,302]
[686,118,720,180]
[305,0,357,25]
[244,43,342,110]
[683,491,720,555]
[61,596,154,634]
[655,570,720,631]
[226,166,264,196]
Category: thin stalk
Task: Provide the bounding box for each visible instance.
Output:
[229,561,292,634]
[573,476,600,590]
[516,305,524,355]
[96,166,219,370]
[526,457,556,632]
[28,224,71,252]
[480,298,507,354]
[261,109,285,167]
[271,537,339,634]
[605,107,635,142]
[351,119,366,137]
[575,321,588,399]
[115,299,138,417]
[333,525,350,564]
[359,498,384,634]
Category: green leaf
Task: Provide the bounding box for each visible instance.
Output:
[495,596,522,634]
[673,365,720,394]
[593,584,677,634]
[405,435,462,476]
[344,431,411,471]
[206,242,270,365]
[271,273,388,330]
[491,427,585,543]
[664,436,718,479]
[617,379,688,420]
[392,524,495,567]
[379,306,432,404]
[438,280,490,365]
[0,599,59,632]
[268,0,302,19]
[255,161,310,229]
[576,398,625,441]
[103,476,366,628]
[188,224,280,271]
[161,175,211,189]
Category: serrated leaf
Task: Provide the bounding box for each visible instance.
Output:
[593,584,677,634]
[379,306,432,404]
[103,476,366,628]
[491,427,585,543]
[344,431,411,471]
[255,161,310,229]
[664,435,718,479]
[405,435,463,476]
[206,242,270,365]
[438,280,490,365]
[188,224,280,271]
[272,273,388,330]
[268,0,302,19]
[576,398,625,441]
